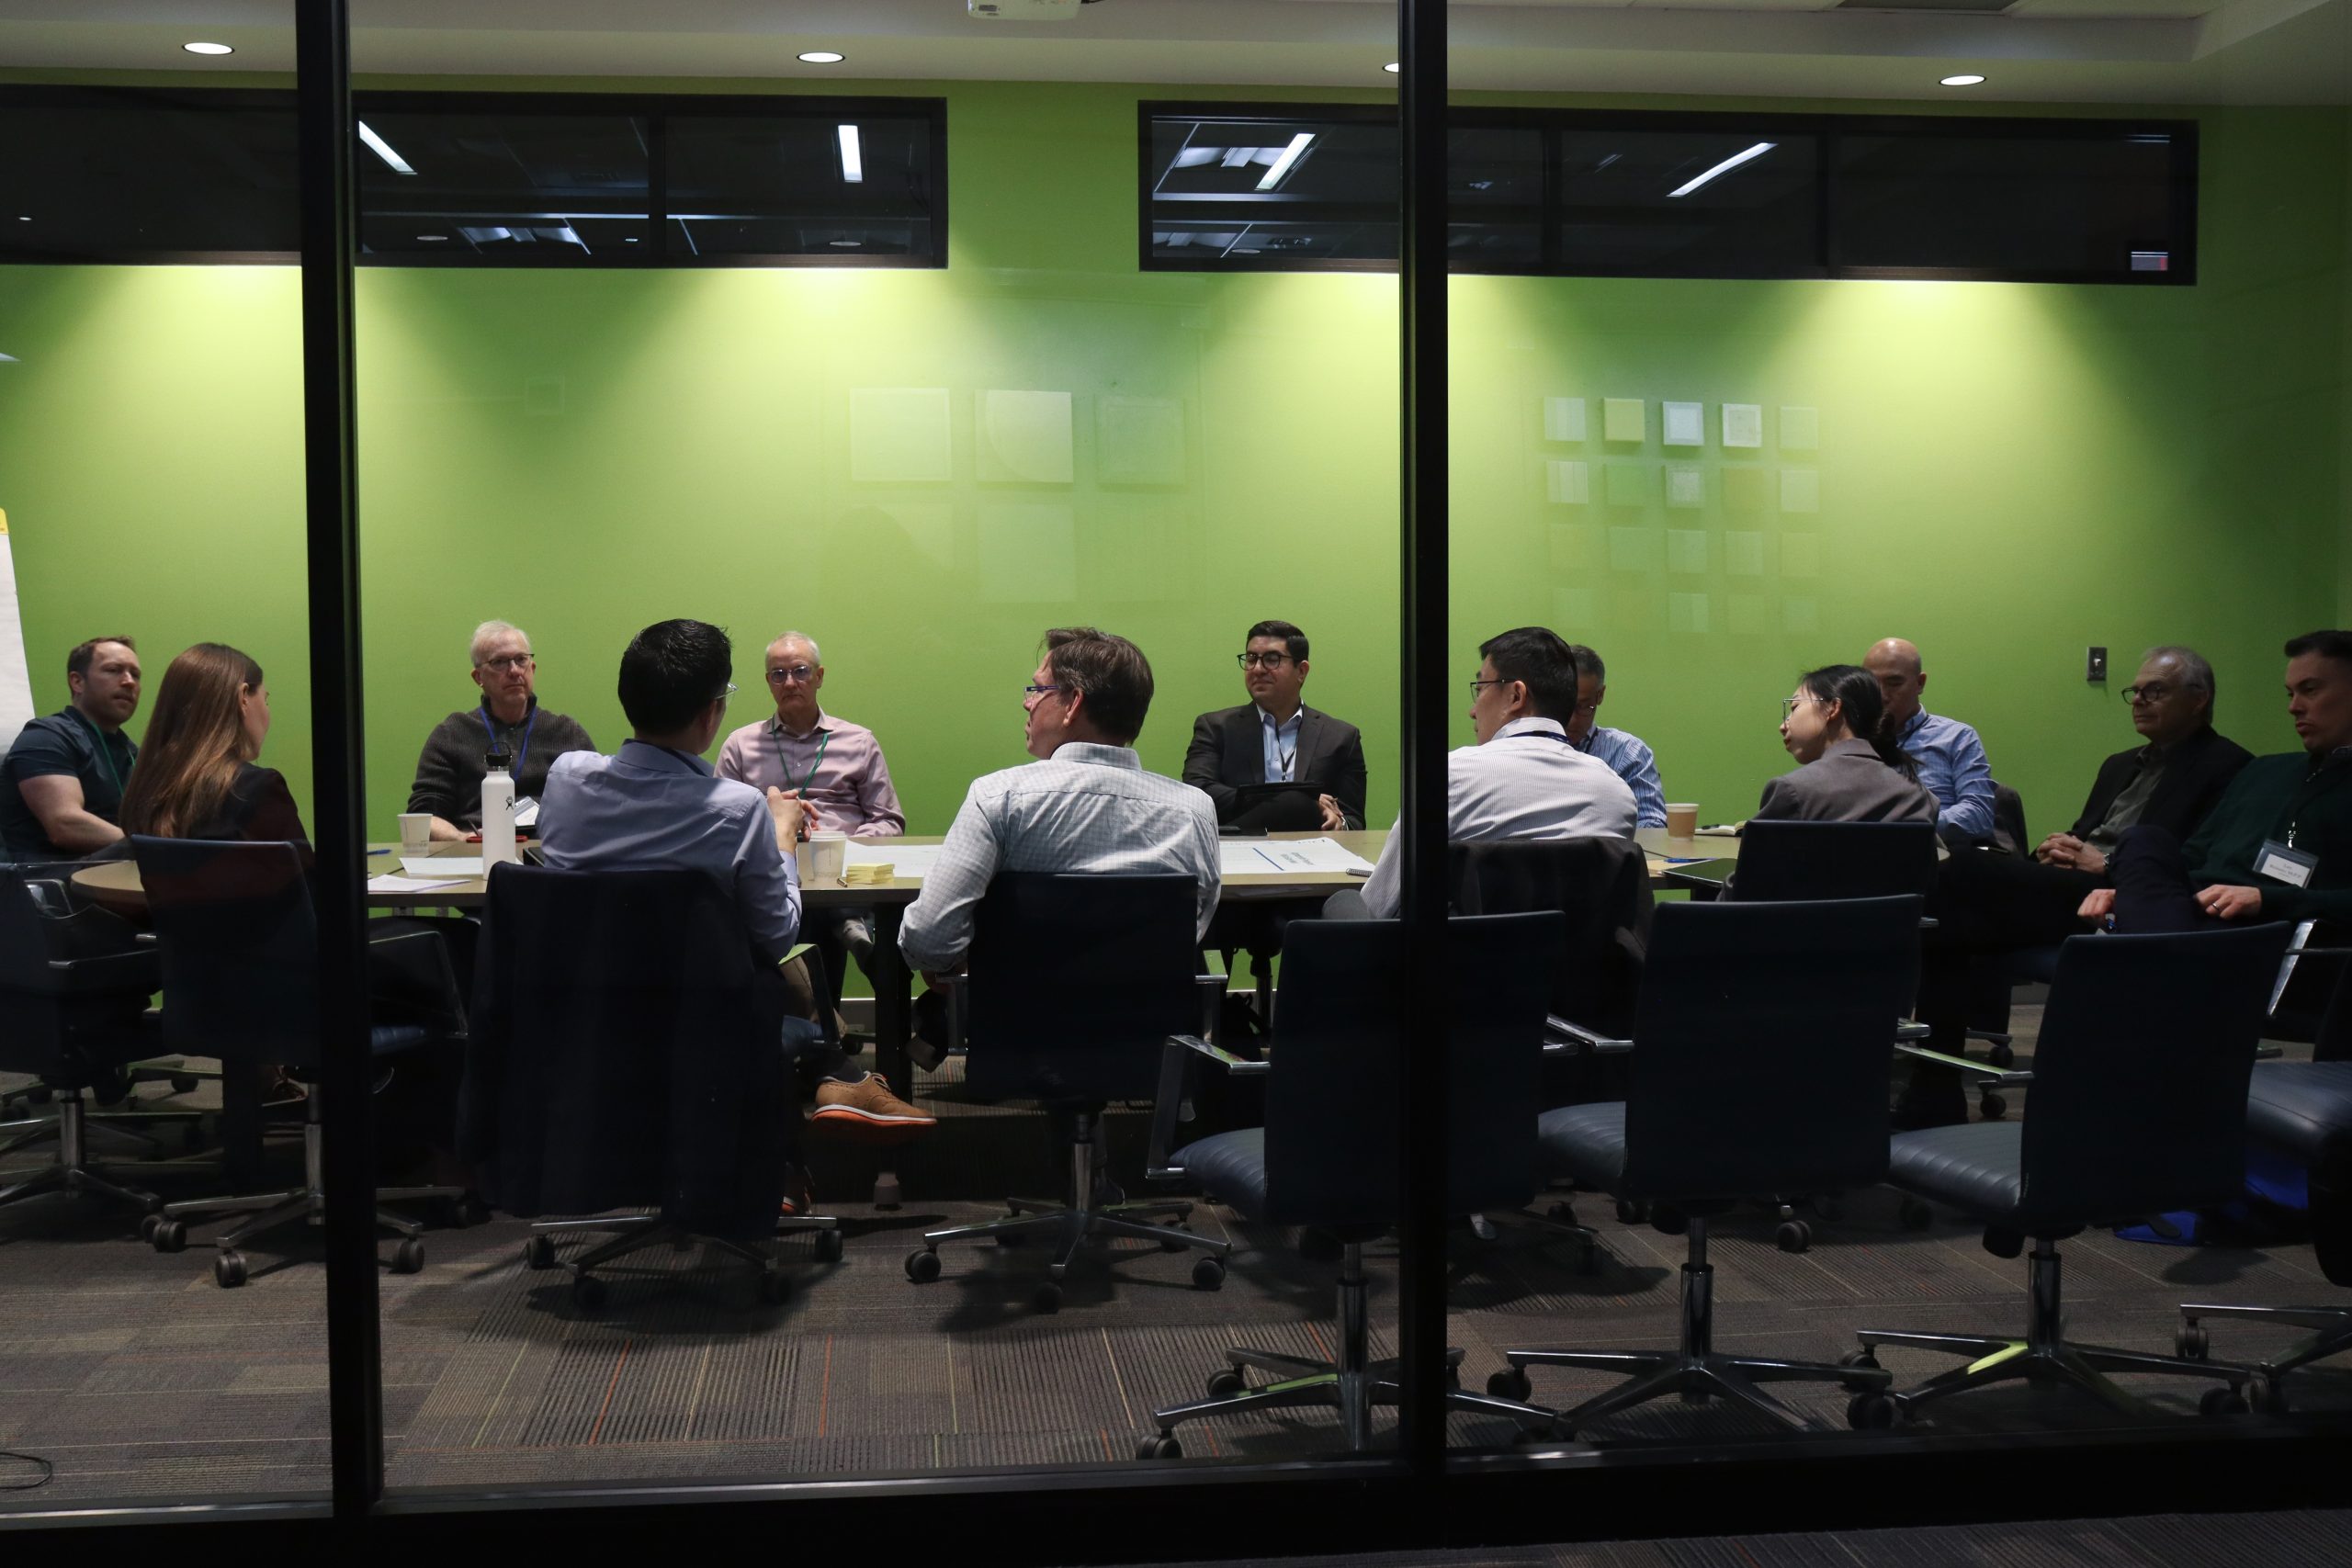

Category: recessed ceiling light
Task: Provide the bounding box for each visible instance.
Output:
[798,51,845,64]
[624,236,640,243]
[1940,73,1985,85]
[417,233,447,242]
[830,238,861,247]
[1383,62,1400,73]
[183,41,233,56]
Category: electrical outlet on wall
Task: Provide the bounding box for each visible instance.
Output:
[2086,646,2108,682]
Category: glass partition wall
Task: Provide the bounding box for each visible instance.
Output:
[3,0,2351,1541]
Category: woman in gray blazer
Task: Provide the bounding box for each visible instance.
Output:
[1757,664,1939,824]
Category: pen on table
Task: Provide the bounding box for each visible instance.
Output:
[367,848,391,856]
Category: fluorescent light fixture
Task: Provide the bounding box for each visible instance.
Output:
[1940,73,1985,85]
[357,121,415,175]
[1668,141,1774,198]
[1383,62,1399,73]
[0,353,17,363]
[837,124,865,184]
[797,50,845,63]
[1255,132,1315,193]
[417,233,448,242]
[183,41,233,56]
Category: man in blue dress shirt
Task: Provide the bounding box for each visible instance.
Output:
[1562,644,1666,829]
[1866,637,1996,844]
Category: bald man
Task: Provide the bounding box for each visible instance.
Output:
[1864,637,1996,844]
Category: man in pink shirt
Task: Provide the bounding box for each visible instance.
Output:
[717,631,906,1022]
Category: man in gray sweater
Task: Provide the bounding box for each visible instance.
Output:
[409,621,598,841]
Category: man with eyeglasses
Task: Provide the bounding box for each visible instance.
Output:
[1864,637,1996,846]
[1182,620,1367,834]
[408,620,597,843]
[717,631,906,1021]
[538,619,933,1175]
[1561,644,1666,829]
[1351,628,1635,920]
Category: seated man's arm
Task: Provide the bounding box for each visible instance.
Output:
[859,746,908,836]
[17,773,123,853]
[1939,728,1997,843]
[408,721,473,842]
[1331,727,1368,831]
[1357,817,1403,919]
[899,784,1002,974]
[1181,711,1242,823]
[1621,739,1668,829]
[734,796,805,962]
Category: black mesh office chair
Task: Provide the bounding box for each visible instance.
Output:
[1729,818,1939,903]
[1849,922,2291,1427]
[902,873,1229,1314]
[0,863,200,1219]
[1485,897,1921,1438]
[134,838,466,1287]
[468,864,841,1310]
[1139,911,1564,1457]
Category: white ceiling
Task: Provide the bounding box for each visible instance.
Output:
[0,0,2343,105]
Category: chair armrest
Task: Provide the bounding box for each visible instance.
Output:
[1547,1015,1633,1055]
[2256,1043,2285,1060]
[1894,1021,1930,1043]
[1148,1032,1269,1182]
[1194,973,1227,1043]
[1894,1041,2030,1085]
[46,947,161,994]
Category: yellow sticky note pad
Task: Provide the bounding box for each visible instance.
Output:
[1603,398,1645,444]
[0,508,10,535]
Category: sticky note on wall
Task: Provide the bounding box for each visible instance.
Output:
[1603,398,1645,444]
[1605,462,1653,508]
[1543,397,1588,443]
[979,389,1075,485]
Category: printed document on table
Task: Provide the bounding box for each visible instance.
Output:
[1218,838,1376,877]
[401,856,484,878]
[370,874,469,894]
[841,841,952,882]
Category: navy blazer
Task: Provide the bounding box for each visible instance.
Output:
[2068,727,2254,846]
[1182,703,1368,830]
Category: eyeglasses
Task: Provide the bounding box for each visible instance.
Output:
[1023,682,1065,704]
[478,653,532,673]
[2122,683,2177,704]
[716,682,738,702]
[1781,696,1829,716]
[766,664,818,685]
[1469,677,1507,699]
[1238,651,1293,671]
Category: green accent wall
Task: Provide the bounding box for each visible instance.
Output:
[0,84,2345,875]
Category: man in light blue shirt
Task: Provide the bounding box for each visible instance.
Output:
[539,618,933,1147]
[1562,644,1666,829]
[1866,637,1996,844]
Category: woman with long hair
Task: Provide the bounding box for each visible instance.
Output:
[119,643,307,846]
[1755,663,1939,822]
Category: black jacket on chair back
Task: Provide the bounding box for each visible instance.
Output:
[462,864,789,1238]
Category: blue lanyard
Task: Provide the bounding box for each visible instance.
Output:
[480,705,537,780]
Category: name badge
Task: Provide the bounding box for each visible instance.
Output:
[2256,839,2317,888]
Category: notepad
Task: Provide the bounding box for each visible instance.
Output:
[401,856,483,878]
[369,874,469,894]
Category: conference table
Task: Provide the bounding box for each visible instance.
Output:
[72,826,1736,1204]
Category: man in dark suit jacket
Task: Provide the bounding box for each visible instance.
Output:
[1182,620,1368,833]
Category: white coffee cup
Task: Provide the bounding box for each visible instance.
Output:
[808,831,847,882]
[397,812,432,852]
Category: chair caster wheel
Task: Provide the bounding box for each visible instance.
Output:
[214,1250,248,1289]
[1033,1280,1063,1314]
[1987,1042,2015,1069]
[1978,1092,2007,1121]
[1649,1204,1687,1235]
[525,1234,557,1269]
[1899,1198,1934,1231]
[1546,1201,1577,1224]
[391,1238,424,1274]
[1775,1220,1811,1254]
[139,1213,163,1243]
[1191,1256,1225,1291]
[152,1219,187,1253]
[444,1195,492,1228]
[905,1247,942,1283]
[1136,1433,1182,1461]
[758,1268,791,1304]
[1983,1228,2024,1259]
[571,1275,607,1310]
[2246,1373,2287,1415]
[2199,1384,2249,1417]
[1487,1366,1533,1402]
[1614,1199,1648,1226]
[2176,1323,2209,1359]
[1206,1368,1247,1400]
[1846,1393,1899,1430]
[1839,1349,1881,1372]
[171,1073,200,1094]
[813,1228,843,1263]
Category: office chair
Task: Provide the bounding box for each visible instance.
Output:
[1447,837,1652,1254]
[1849,923,2290,1427]
[0,863,202,1220]
[134,838,466,1287]
[903,874,1229,1314]
[468,865,841,1309]
[1139,911,1565,1457]
[1728,818,1939,904]
[1484,897,1921,1438]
